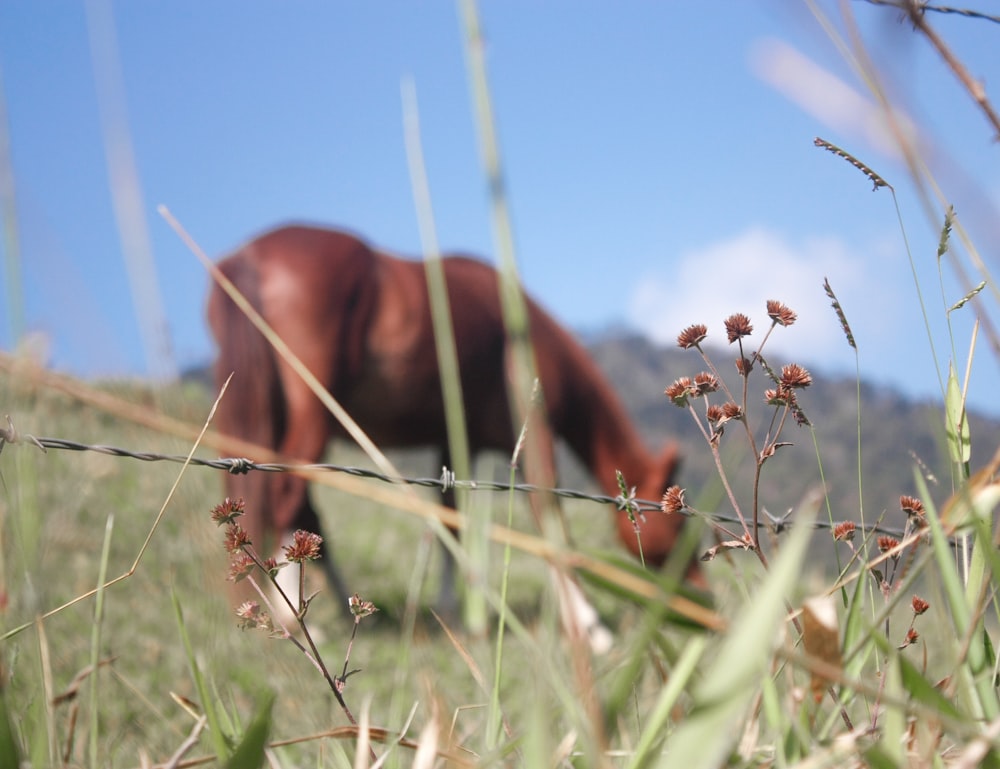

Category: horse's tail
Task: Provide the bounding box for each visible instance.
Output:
[207,248,282,550]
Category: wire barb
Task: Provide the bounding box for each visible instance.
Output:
[227,457,254,475]
[0,414,47,456]
[439,466,456,492]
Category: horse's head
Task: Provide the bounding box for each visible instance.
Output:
[615,441,704,584]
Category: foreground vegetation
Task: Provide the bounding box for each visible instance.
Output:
[4,2,1000,767]
[1,261,997,768]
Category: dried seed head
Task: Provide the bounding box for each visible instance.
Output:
[833,521,856,542]
[228,553,255,582]
[824,277,857,349]
[236,600,259,624]
[900,495,925,518]
[660,485,686,515]
[877,535,900,556]
[911,596,930,616]
[724,313,753,344]
[677,324,708,349]
[780,363,812,389]
[765,387,796,406]
[766,300,797,327]
[792,402,811,427]
[236,600,273,632]
[735,356,754,376]
[665,377,694,407]
[224,522,251,554]
[284,529,323,562]
[709,402,742,433]
[814,137,889,191]
[693,371,720,395]
[349,593,379,619]
[211,497,246,525]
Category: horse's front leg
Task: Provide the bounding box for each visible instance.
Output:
[270,383,352,621]
[272,490,352,622]
[435,449,460,621]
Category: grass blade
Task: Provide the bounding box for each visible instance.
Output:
[627,635,708,769]
[918,472,1000,722]
[945,364,971,466]
[172,590,228,762]
[401,78,479,632]
[87,513,114,768]
[224,692,274,769]
[0,678,21,769]
[899,650,965,722]
[662,496,815,768]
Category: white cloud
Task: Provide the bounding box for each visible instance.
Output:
[628,227,871,366]
[749,38,917,160]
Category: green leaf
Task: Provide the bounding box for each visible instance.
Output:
[918,475,1000,721]
[225,692,274,769]
[983,625,997,685]
[842,554,873,683]
[897,652,964,721]
[660,495,816,769]
[173,591,229,761]
[627,635,708,769]
[864,743,903,769]
[0,687,22,769]
[945,365,971,465]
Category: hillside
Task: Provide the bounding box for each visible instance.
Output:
[586,331,1000,533]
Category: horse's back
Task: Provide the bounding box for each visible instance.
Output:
[230,224,377,290]
[437,257,579,413]
[210,224,605,455]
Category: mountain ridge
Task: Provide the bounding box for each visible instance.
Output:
[585,331,999,531]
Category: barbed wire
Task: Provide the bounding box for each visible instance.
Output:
[858,0,1000,25]
[0,422,921,541]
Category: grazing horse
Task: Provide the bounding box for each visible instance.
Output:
[207,224,695,616]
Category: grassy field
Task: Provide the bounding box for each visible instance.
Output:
[0,371,718,767]
[4,4,1000,767]
[3,296,999,769]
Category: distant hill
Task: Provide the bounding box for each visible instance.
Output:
[585,331,1000,532]
[187,329,1000,532]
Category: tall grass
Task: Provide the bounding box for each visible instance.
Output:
[2,1,1000,766]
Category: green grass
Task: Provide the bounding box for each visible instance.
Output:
[2,308,999,768]
[4,4,1000,767]
[1,375,714,767]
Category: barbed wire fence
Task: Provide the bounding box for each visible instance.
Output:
[857,0,1000,25]
[1,416,922,542]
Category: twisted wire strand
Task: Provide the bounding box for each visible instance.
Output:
[1,428,918,540]
[858,0,1000,25]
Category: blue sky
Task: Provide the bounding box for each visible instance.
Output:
[1,2,998,415]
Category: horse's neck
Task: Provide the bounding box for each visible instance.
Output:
[550,347,653,497]
[575,401,651,497]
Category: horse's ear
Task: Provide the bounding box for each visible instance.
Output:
[657,442,682,488]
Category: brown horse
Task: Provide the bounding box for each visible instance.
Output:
[207,224,694,614]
